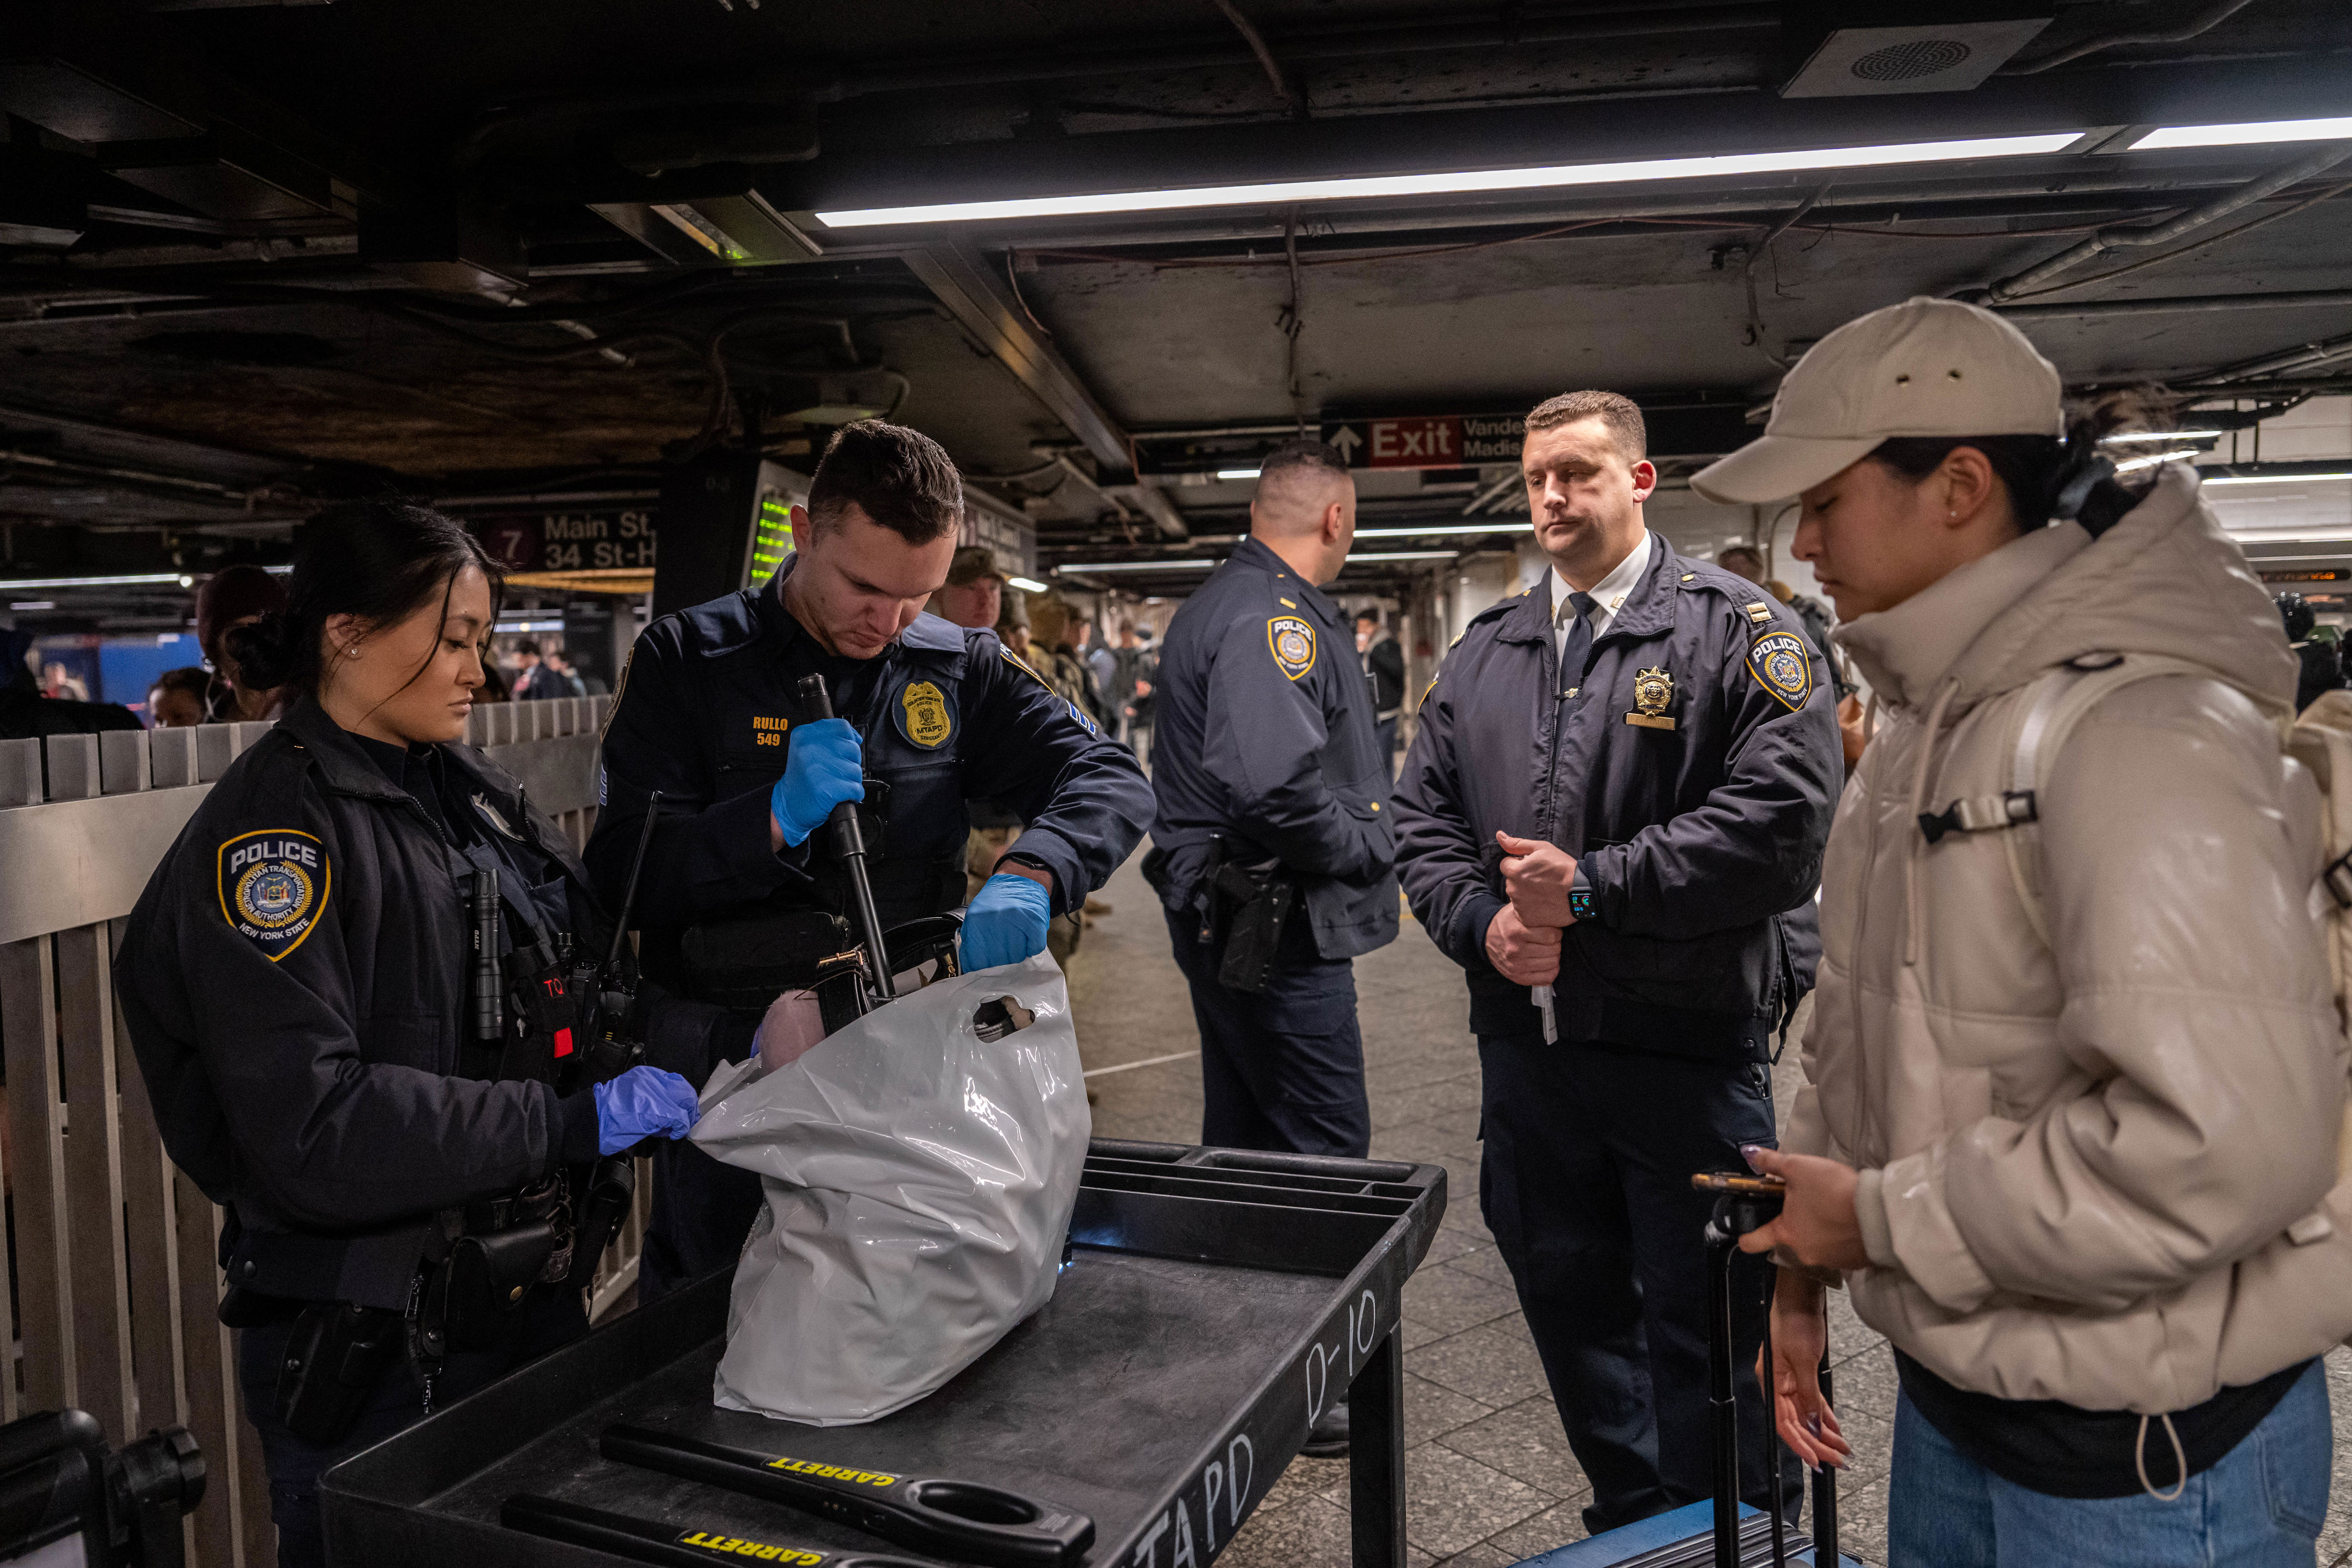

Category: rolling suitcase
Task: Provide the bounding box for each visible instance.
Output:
[1508,1174,1859,1567]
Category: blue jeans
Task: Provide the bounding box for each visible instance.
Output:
[1888,1361,2330,1567]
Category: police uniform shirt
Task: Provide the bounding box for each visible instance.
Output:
[1146,535,1400,960]
[1550,529,1652,654]
[585,554,1154,948]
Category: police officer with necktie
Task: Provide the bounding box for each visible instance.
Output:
[1394,390,1839,1531]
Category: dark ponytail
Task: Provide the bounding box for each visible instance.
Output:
[226,499,503,698]
[1865,391,2166,542]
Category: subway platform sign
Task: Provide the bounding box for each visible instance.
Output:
[1321,414,1524,470]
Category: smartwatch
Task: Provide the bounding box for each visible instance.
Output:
[1568,871,1598,925]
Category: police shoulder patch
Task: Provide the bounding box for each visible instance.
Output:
[1267,615,1316,681]
[216,829,329,960]
[1748,630,1815,712]
[894,678,956,750]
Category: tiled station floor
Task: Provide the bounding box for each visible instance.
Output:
[1065,847,2352,1566]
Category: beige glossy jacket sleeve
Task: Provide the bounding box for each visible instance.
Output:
[1864,677,2344,1314]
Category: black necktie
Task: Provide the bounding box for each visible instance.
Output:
[1558,589,1595,690]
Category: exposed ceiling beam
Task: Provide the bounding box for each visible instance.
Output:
[899,242,1134,477]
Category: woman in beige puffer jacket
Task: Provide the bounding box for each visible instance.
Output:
[1692,296,2351,1567]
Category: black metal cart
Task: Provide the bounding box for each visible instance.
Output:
[322,1139,1448,1568]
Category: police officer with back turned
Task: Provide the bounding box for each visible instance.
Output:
[1394,391,1839,1532]
[589,420,1154,1300]
[1148,438,1398,1159]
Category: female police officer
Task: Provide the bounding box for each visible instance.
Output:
[116,500,709,1567]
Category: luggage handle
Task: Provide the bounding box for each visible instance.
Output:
[1695,1173,1840,1568]
[600,1425,1095,1568]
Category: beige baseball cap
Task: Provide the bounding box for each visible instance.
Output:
[1690,296,2063,504]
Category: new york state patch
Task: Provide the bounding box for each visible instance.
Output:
[1267,615,1317,681]
[1747,630,1814,712]
[217,829,328,961]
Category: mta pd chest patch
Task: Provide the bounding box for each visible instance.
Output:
[1748,630,1814,711]
[217,829,328,960]
[893,679,956,750]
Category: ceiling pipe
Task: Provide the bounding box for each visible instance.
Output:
[1967,143,2352,304]
[2002,0,2260,74]
[1992,288,2352,319]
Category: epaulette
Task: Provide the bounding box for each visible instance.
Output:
[898,612,964,654]
[678,589,766,660]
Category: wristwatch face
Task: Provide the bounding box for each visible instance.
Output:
[1569,888,1596,922]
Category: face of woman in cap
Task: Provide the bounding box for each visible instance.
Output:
[1789,445,2008,622]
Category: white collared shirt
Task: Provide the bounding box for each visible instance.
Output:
[1549,530,1653,664]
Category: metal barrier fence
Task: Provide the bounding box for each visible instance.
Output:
[0,696,625,1567]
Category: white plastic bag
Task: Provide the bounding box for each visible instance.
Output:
[689,952,1091,1425]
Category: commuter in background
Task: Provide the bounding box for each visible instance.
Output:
[0,630,140,739]
[929,546,1007,632]
[148,667,211,728]
[194,563,289,723]
[1695,297,2348,1567]
[1355,608,1405,761]
[1049,611,1111,731]
[1718,544,1846,698]
[1394,390,1835,1532]
[1116,624,1157,767]
[2278,592,2344,712]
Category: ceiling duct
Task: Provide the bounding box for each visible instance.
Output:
[1780,3,2052,97]
[591,191,820,267]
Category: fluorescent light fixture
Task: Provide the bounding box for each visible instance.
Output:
[2131,117,2352,152]
[9,601,54,611]
[1056,559,1221,573]
[2204,471,2352,486]
[494,619,566,632]
[1005,575,1048,593]
[2114,448,2203,473]
[2102,430,2223,443]
[0,572,193,591]
[816,132,2081,228]
[1346,550,1458,562]
[1215,469,1261,480]
[1356,522,1534,539]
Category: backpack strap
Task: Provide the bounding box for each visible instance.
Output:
[1912,654,2224,947]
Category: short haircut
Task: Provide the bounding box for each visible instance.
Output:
[1526,390,1646,464]
[150,667,210,700]
[807,419,964,544]
[1258,438,1351,489]
[515,639,541,657]
[1354,608,1379,624]
[1717,545,1764,570]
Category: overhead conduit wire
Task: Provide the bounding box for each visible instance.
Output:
[1981,179,2352,300]
[1967,143,2352,304]
[1208,0,1306,118]
[2000,0,2261,73]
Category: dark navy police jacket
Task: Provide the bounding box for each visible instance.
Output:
[115,697,735,1311]
[1148,536,1399,959]
[588,555,1154,986]
[1394,533,1839,1056]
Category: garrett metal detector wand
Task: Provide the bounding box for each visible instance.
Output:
[796,674,893,1001]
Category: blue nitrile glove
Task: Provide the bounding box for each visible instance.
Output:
[768,718,865,847]
[960,872,1054,971]
[593,1065,701,1155]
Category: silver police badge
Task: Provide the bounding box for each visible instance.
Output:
[1748,630,1815,712]
[217,829,329,961]
[1267,615,1317,681]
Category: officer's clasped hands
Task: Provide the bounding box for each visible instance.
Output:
[1489,830,1576,987]
[593,1065,702,1155]
[768,718,866,849]
[960,870,1054,971]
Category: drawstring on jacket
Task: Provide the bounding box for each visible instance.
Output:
[1904,678,1963,968]
[2134,1412,2188,1502]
